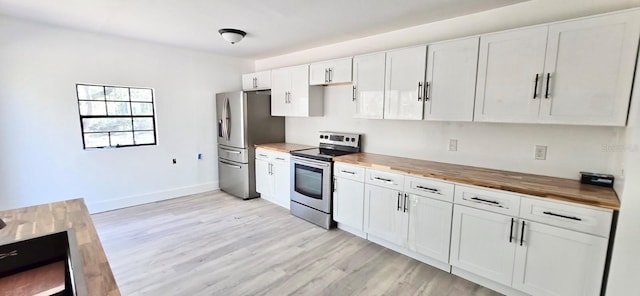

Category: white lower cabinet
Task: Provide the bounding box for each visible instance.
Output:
[450,205,517,286]
[512,220,608,296]
[451,185,613,296]
[364,184,407,246]
[407,194,453,265]
[333,177,365,231]
[255,148,290,209]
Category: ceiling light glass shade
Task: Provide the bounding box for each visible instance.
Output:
[218,28,246,44]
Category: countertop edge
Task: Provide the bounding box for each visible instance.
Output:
[334,158,620,211]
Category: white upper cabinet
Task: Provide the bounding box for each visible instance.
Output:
[353,52,386,119]
[475,10,640,126]
[474,26,549,123]
[309,57,353,85]
[242,70,271,91]
[425,37,479,122]
[271,64,323,117]
[539,11,640,126]
[384,46,427,120]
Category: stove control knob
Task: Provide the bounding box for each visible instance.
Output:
[319,135,323,139]
[351,138,356,142]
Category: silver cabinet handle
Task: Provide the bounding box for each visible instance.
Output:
[220,148,241,154]
[220,160,241,169]
[403,193,408,213]
[468,196,504,208]
[333,177,337,192]
[258,154,268,157]
[417,82,423,101]
[340,170,356,175]
[275,157,285,161]
[397,192,401,211]
[328,68,333,82]
[520,220,526,246]
[509,218,515,243]
[416,185,440,194]
[325,68,329,83]
[425,82,431,101]
[374,177,393,183]
[352,85,357,101]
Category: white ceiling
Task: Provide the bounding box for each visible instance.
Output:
[0,0,527,59]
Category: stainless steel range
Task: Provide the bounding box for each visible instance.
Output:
[290,132,361,229]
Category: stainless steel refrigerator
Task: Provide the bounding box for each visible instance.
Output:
[216,91,285,199]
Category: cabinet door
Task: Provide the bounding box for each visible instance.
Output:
[333,177,365,230]
[407,194,453,263]
[353,52,386,119]
[271,68,290,116]
[364,184,407,246]
[309,62,328,85]
[327,57,353,84]
[254,70,272,90]
[272,157,291,209]
[512,220,608,296]
[384,46,426,120]
[288,65,310,117]
[425,37,479,122]
[450,205,517,286]
[255,157,272,196]
[539,12,640,126]
[242,73,256,91]
[474,26,548,123]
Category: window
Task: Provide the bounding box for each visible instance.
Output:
[76,84,157,149]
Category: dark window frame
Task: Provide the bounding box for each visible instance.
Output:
[76,83,158,149]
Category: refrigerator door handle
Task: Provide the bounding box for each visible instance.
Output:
[217,120,223,138]
[224,97,231,141]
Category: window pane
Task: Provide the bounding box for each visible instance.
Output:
[77,85,104,101]
[134,131,155,145]
[84,133,110,148]
[131,102,153,115]
[105,87,129,101]
[111,132,134,146]
[79,101,106,116]
[83,118,132,132]
[107,102,131,116]
[130,88,153,102]
[133,118,153,130]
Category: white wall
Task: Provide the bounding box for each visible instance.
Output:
[605,51,640,295]
[0,16,253,213]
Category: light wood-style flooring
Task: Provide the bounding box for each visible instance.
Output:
[92,191,502,296]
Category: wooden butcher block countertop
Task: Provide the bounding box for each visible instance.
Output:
[335,152,620,210]
[0,199,120,296]
[255,142,315,153]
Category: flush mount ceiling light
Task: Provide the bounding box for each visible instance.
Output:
[218,28,246,44]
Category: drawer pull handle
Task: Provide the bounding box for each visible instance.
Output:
[275,157,285,161]
[221,149,241,154]
[340,170,356,175]
[543,211,582,221]
[258,154,268,157]
[469,197,503,208]
[374,177,393,183]
[416,185,440,194]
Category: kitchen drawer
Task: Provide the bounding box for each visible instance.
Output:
[404,175,454,203]
[365,169,404,191]
[271,152,289,165]
[520,197,613,237]
[255,148,271,161]
[454,185,520,216]
[334,163,365,182]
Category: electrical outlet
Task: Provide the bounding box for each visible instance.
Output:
[449,139,458,152]
[535,145,547,160]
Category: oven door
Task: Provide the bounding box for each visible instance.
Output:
[290,156,332,213]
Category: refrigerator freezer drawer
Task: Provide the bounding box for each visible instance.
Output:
[218,145,249,163]
[218,159,256,199]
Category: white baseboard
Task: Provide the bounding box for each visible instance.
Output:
[367,234,451,273]
[87,182,219,214]
[452,267,528,296]
[337,223,367,239]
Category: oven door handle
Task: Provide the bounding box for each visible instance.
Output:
[291,156,331,168]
